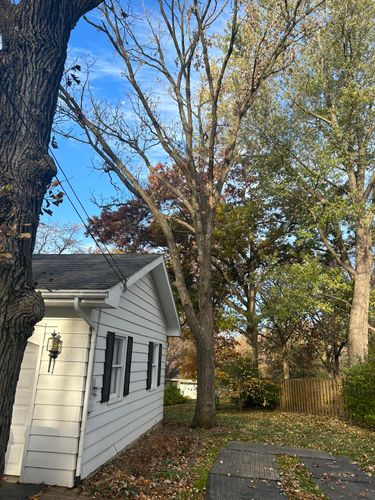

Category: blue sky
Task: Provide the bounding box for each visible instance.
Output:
[47,1,179,233]
[46,14,124,228]
[46,1,228,240]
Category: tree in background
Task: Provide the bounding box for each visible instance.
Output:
[212,152,299,367]
[301,266,352,377]
[60,0,319,427]
[260,258,350,379]
[35,222,84,254]
[277,0,375,364]
[0,0,102,472]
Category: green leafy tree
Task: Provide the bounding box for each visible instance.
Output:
[260,258,350,378]
[279,0,375,364]
[212,169,298,367]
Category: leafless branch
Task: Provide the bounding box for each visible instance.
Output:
[314,221,355,277]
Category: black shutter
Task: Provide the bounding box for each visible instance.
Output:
[146,341,153,390]
[123,336,133,396]
[101,331,115,402]
[157,344,162,387]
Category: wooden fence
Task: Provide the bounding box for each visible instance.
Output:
[278,378,344,417]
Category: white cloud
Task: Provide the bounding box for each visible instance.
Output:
[68,47,124,81]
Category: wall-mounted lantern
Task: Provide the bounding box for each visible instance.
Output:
[47,331,63,373]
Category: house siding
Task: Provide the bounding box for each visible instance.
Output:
[80,272,167,479]
[21,316,90,488]
[5,341,39,476]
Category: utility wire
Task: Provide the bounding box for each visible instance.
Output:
[0,62,128,284]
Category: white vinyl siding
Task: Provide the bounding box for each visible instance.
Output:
[80,272,167,478]
[4,342,39,476]
[5,265,172,488]
[20,317,90,488]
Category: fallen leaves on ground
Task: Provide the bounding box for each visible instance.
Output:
[79,425,206,499]
[276,455,328,500]
[80,403,375,499]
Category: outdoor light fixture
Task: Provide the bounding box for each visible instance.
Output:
[47,331,63,373]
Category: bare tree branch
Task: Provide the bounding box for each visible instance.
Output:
[315,222,355,277]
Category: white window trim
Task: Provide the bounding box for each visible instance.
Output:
[108,333,128,404]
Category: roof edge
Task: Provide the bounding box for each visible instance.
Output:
[126,254,165,287]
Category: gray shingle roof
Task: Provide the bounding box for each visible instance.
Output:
[32,254,161,290]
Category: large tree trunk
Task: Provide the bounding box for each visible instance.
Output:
[161,218,216,428]
[192,323,216,428]
[192,226,216,428]
[0,0,101,475]
[348,218,372,364]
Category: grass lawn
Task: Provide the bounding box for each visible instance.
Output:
[80,402,375,499]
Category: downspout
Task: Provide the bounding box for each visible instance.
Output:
[74,296,100,481]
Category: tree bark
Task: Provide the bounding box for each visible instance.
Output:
[0,0,102,475]
[348,218,372,364]
[333,349,340,378]
[192,324,216,428]
[192,218,216,428]
[281,344,290,379]
[246,283,259,368]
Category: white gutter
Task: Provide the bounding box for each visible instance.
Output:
[74,298,100,480]
[73,297,96,329]
[41,290,108,300]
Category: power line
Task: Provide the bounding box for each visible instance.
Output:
[0,62,128,284]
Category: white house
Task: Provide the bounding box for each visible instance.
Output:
[4,253,180,488]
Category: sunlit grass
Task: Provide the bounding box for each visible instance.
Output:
[165,402,375,480]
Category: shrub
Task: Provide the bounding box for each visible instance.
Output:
[164,383,189,406]
[342,354,375,429]
[216,357,280,409]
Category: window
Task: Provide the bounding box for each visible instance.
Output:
[110,336,126,398]
[146,342,163,390]
[101,332,133,403]
[151,343,158,389]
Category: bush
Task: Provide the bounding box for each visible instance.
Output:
[216,357,280,410]
[164,383,189,406]
[342,354,375,429]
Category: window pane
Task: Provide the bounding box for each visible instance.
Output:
[110,367,121,395]
[151,343,159,387]
[110,367,117,394]
[113,338,123,365]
